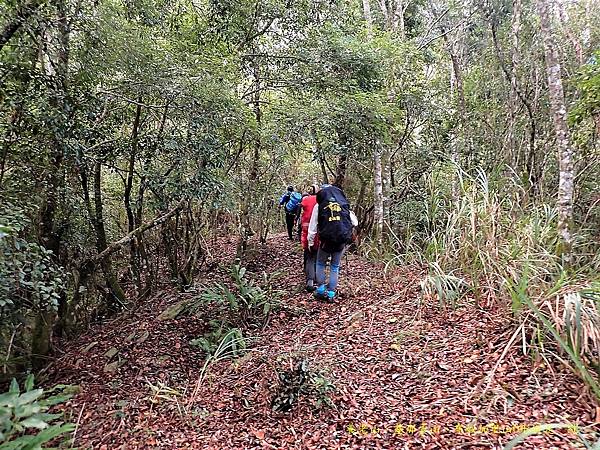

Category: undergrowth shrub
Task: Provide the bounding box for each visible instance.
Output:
[0,374,76,448]
[271,359,336,412]
[380,164,600,398]
[190,321,246,357]
[194,263,281,327]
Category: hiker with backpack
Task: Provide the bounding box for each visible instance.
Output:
[279,186,302,240]
[299,185,320,292]
[307,182,358,301]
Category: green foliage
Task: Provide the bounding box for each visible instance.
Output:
[198,264,280,326]
[0,202,65,311]
[504,266,600,400]
[0,375,75,448]
[271,359,336,412]
[569,52,600,126]
[190,320,246,357]
[308,369,336,410]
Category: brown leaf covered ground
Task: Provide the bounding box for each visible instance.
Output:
[47,233,598,449]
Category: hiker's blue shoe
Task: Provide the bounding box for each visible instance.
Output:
[314,285,326,300]
[326,290,336,302]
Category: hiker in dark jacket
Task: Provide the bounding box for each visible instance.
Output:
[307,182,358,301]
[279,186,302,240]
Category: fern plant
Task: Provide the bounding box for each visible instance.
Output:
[0,374,75,449]
[190,320,246,357]
[199,263,279,325]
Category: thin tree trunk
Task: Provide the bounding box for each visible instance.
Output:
[93,161,127,309]
[34,0,69,350]
[441,18,467,206]
[556,2,584,65]
[310,128,328,184]
[335,145,348,189]
[362,0,373,31]
[125,101,142,285]
[490,19,539,197]
[536,0,575,265]
[238,57,261,256]
[363,0,385,243]
[373,146,384,243]
[86,198,187,266]
[393,0,406,37]
[508,0,521,162]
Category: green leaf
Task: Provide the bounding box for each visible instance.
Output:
[0,392,19,407]
[39,394,73,407]
[18,415,49,430]
[20,423,76,448]
[23,375,34,393]
[16,390,43,406]
[9,380,19,395]
[14,403,42,418]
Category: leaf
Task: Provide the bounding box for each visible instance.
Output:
[9,379,19,394]
[24,374,34,392]
[16,389,43,406]
[104,361,119,373]
[14,402,41,418]
[437,362,450,371]
[21,423,76,447]
[19,415,50,430]
[251,429,265,440]
[157,300,191,320]
[136,330,150,344]
[82,341,99,353]
[0,392,19,407]
[105,347,118,359]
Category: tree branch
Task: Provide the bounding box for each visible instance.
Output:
[0,0,44,52]
[86,198,187,265]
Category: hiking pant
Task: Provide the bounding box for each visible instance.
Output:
[304,248,317,285]
[285,212,295,239]
[316,246,345,292]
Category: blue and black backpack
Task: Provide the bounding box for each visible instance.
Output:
[285,192,302,214]
[316,185,353,246]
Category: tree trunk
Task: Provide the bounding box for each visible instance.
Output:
[508,0,521,162]
[34,0,70,354]
[442,25,466,206]
[536,0,575,265]
[238,57,261,257]
[373,146,384,243]
[335,150,348,189]
[362,0,373,31]
[93,161,127,309]
[125,101,142,286]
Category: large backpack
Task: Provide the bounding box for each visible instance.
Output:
[285,192,302,214]
[316,185,353,246]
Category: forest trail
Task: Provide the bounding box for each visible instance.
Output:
[48,233,593,449]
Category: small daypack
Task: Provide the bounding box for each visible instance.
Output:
[285,192,302,214]
[316,186,353,245]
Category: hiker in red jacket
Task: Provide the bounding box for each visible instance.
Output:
[299,185,320,291]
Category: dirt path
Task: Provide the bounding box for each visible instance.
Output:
[49,233,596,449]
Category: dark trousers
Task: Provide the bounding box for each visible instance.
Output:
[285,213,295,239]
[304,248,317,284]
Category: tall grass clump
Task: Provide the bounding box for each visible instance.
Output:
[390,163,600,397]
